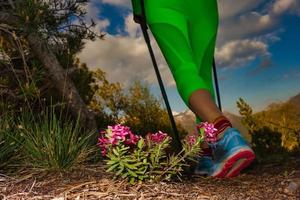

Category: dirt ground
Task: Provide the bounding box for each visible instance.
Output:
[0,158,299,200]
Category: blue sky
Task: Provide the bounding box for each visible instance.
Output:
[79,0,300,115]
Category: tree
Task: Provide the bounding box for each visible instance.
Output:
[122,80,187,138]
[236,97,300,158]
[236,97,257,133]
[0,0,105,130]
[89,68,128,123]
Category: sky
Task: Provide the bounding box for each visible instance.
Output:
[78,0,300,116]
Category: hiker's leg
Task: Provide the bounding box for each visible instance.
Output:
[185,0,223,125]
[144,0,224,127]
[144,0,213,119]
[142,1,255,178]
[183,1,255,178]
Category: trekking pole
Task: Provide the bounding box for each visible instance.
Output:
[212,58,222,111]
[138,0,182,151]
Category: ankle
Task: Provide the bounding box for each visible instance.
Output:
[212,115,233,140]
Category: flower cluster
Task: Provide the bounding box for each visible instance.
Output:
[196,122,218,143]
[97,124,140,156]
[147,130,169,143]
[98,122,217,184]
[98,124,173,157]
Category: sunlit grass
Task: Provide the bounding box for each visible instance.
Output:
[15,106,97,171]
[0,107,24,172]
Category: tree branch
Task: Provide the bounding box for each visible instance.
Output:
[0,11,98,132]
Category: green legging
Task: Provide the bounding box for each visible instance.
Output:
[131,0,219,124]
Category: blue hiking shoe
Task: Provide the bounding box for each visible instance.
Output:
[210,127,255,178]
[194,155,214,176]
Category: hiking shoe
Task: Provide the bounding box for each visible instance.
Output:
[194,155,214,176]
[210,127,255,178]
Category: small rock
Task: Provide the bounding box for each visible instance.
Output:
[285,180,300,195]
[0,177,7,182]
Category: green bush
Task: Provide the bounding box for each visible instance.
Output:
[0,109,24,172]
[100,124,204,184]
[16,107,97,171]
[251,126,287,162]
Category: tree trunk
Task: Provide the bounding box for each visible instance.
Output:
[0,12,98,132]
[27,33,98,131]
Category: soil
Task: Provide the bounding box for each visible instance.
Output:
[0,158,299,200]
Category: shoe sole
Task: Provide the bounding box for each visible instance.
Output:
[212,147,255,178]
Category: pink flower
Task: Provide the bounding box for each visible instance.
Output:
[97,136,110,156]
[196,122,218,144]
[124,132,141,145]
[97,124,143,156]
[187,134,197,146]
[148,131,168,143]
[110,124,131,141]
[98,137,109,146]
[103,124,134,145]
[101,148,107,157]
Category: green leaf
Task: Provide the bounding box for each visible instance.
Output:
[129,177,135,184]
[127,169,138,177]
[106,163,119,172]
[200,128,205,136]
[106,160,118,165]
[112,148,119,156]
[116,166,124,176]
[119,145,130,151]
[124,162,138,170]
[137,138,144,149]
[121,172,129,178]
[122,158,136,163]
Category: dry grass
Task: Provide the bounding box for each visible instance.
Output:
[0,159,299,200]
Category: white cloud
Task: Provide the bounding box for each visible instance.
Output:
[78,0,300,89]
[217,0,265,19]
[215,39,269,68]
[79,13,176,89]
[124,14,141,38]
[84,1,110,33]
[215,0,300,68]
[271,0,298,15]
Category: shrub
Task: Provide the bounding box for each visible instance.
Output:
[0,109,24,172]
[98,122,217,184]
[15,107,97,171]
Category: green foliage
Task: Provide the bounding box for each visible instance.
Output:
[89,69,128,122]
[124,80,162,135]
[1,0,104,127]
[0,104,24,171]
[105,133,203,184]
[236,97,300,162]
[106,139,150,184]
[255,102,300,151]
[15,106,97,171]
[123,80,187,138]
[15,0,48,32]
[236,97,257,133]
[251,126,287,162]
[0,29,45,106]
[90,76,188,142]
[157,135,203,181]
[14,0,100,41]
